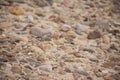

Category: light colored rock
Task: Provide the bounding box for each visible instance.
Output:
[8,6,25,15]
[86,53,98,62]
[11,65,22,74]
[27,15,34,22]
[73,23,90,34]
[60,24,71,32]
[31,46,44,54]
[103,35,110,44]
[30,26,53,40]
[0,22,12,28]
[39,64,52,72]
[8,33,28,42]
[100,43,110,50]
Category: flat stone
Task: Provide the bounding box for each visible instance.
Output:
[8,6,25,15]
[87,30,101,39]
[73,23,90,34]
[103,35,110,44]
[11,66,22,74]
[0,22,12,28]
[39,64,52,72]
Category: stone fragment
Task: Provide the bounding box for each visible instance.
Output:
[73,23,90,34]
[8,6,25,15]
[39,64,52,72]
[6,0,25,3]
[35,8,45,16]
[52,31,62,39]
[31,46,44,54]
[60,24,71,32]
[0,0,9,6]
[34,0,53,7]
[8,33,28,42]
[0,58,8,62]
[11,66,22,74]
[0,22,12,28]
[103,35,110,44]
[30,26,53,40]
[27,15,34,23]
[87,30,101,39]
[86,53,98,62]
[67,30,76,35]
[100,43,110,50]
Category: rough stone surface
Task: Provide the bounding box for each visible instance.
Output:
[0,0,119,80]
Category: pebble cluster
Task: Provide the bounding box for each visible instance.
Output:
[0,0,120,80]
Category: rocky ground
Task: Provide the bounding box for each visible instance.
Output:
[0,0,120,80]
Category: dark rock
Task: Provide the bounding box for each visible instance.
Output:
[87,30,101,39]
[0,58,8,62]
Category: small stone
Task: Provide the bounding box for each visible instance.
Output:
[35,8,45,16]
[103,35,110,44]
[6,0,25,3]
[52,31,62,39]
[30,26,53,40]
[60,24,71,32]
[31,46,44,54]
[27,15,34,22]
[86,53,98,62]
[87,30,101,39]
[67,30,76,35]
[37,56,47,62]
[48,14,58,21]
[104,75,116,80]
[0,22,12,28]
[0,0,9,6]
[34,0,53,7]
[100,43,110,50]
[6,54,16,61]
[39,64,52,72]
[94,69,108,77]
[73,52,81,57]
[8,6,25,15]
[11,66,22,74]
[20,37,28,42]
[0,58,8,62]
[73,23,90,34]
[8,33,28,42]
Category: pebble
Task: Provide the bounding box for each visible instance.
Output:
[30,26,53,40]
[0,58,8,62]
[73,23,90,34]
[8,33,28,42]
[35,8,45,16]
[60,24,71,32]
[31,46,44,54]
[100,43,110,50]
[34,0,53,7]
[104,75,116,80]
[39,64,52,72]
[8,6,25,15]
[87,30,101,39]
[0,22,12,28]
[6,0,25,3]
[27,15,34,22]
[103,35,110,44]
[86,53,98,62]
[11,65,22,74]
[0,0,9,6]
[52,31,62,39]
[73,52,81,57]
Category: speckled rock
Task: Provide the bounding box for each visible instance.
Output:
[87,30,101,39]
